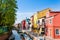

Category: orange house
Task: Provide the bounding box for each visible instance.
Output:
[45,11,60,40]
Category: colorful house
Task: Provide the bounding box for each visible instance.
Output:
[21,20,26,30]
[45,11,60,40]
[30,15,34,28]
[30,8,51,34]
[34,13,38,28]
[36,8,51,35]
[30,14,37,33]
[37,8,51,19]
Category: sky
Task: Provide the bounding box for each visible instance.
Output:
[15,0,60,24]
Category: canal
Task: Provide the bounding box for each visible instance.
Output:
[9,30,22,40]
[9,29,33,40]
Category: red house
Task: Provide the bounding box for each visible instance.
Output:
[45,11,60,40]
[21,20,26,30]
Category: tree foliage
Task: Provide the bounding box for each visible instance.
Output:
[0,0,17,26]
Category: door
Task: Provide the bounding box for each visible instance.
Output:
[48,29,51,37]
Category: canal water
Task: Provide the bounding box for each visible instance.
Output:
[11,30,22,40]
[9,30,33,40]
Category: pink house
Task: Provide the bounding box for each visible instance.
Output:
[45,11,60,40]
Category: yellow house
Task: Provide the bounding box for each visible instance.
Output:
[37,8,51,35]
[34,13,38,28]
[31,8,51,34]
[33,8,51,28]
[37,8,51,19]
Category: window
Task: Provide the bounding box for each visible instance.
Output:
[50,19,52,23]
[42,19,44,22]
[49,19,52,24]
[37,20,40,24]
[56,29,59,35]
[42,28,45,31]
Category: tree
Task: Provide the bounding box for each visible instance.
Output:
[0,0,17,26]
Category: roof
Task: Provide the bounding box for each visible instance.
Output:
[50,11,60,13]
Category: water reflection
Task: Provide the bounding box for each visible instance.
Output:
[9,29,33,40]
[12,30,22,40]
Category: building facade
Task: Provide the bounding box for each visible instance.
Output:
[45,11,60,40]
[21,20,26,30]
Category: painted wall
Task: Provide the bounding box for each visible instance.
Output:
[46,11,60,39]
[52,12,60,39]
[21,20,26,30]
[34,13,38,28]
